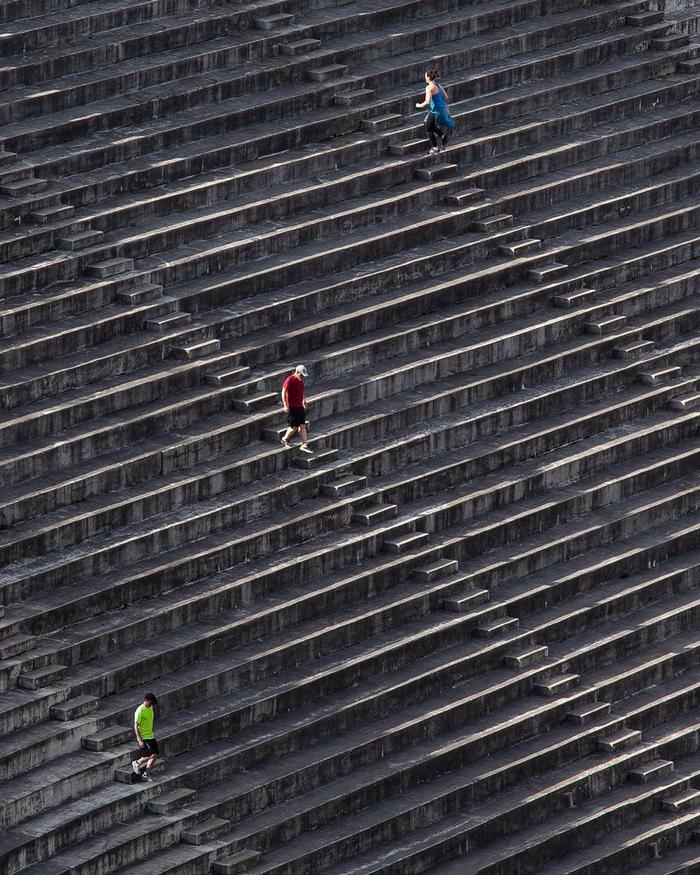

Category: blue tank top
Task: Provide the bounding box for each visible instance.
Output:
[429,85,455,129]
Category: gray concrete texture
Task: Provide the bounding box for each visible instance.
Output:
[2,0,700,872]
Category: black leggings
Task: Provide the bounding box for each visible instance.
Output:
[424,112,448,149]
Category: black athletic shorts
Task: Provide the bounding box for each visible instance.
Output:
[288,407,306,428]
[142,738,159,756]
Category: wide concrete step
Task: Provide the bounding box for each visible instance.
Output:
[416,758,700,875]
[4,438,699,739]
[0,10,680,229]
[2,490,696,864]
[0,17,668,226]
[0,0,640,126]
[4,4,700,872]
[34,151,688,312]
[4,270,696,512]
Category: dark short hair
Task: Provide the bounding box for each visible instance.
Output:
[426,69,440,81]
[144,692,157,704]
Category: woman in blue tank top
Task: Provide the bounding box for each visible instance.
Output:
[416,69,456,155]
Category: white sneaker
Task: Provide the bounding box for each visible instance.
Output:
[281,438,290,448]
[299,444,313,454]
[132,761,141,775]
[141,772,155,782]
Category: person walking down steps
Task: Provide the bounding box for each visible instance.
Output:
[416,69,455,155]
[132,692,160,782]
[281,365,313,453]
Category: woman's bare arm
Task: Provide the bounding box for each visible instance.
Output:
[416,83,436,109]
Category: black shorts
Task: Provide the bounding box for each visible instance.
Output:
[142,738,159,756]
[288,407,306,428]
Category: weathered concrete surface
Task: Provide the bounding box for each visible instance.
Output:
[2,0,700,873]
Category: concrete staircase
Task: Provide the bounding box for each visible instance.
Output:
[2,0,700,872]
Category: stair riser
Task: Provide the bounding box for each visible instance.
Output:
[196,699,619,850]
[1,310,696,522]
[0,28,299,126]
[496,139,700,222]
[205,220,694,349]
[0,0,271,55]
[0,499,357,610]
[1,815,184,875]
[0,0,547,149]
[0,755,115,831]
[5,179,688,410]
[1,3,652,163]
[7,466,700,720]
[139,212,699,356]
[5,27,660,241]
[315,315,699,455]
[466,102,700,202]
[10,453,697,699]
[385,415,698,526]
[0,718,100,784]
[82,154,429,243]
[235,737,689,875]
[0,10,259,89]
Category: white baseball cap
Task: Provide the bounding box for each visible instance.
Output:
[295,365,308,377]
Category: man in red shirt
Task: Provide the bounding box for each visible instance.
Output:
[281,365,313,453]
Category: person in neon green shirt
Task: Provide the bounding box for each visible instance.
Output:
[132,692,159,781]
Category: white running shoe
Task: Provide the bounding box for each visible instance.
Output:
[428,147,440,155]
[141,772,155,782]
[299,444,314,454]
[280,438,290,448]
[132,761,141,775]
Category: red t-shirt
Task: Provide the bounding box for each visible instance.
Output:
[283,374,305,408]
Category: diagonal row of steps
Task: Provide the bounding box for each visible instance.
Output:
[0,11,687,223]
[8,516,700,872]
[7,9,685,224]
[3,0,700,872]
[2,71,696,390]
[0,194,692,510]
[2,143,700,436]
[0,0,650,146]
[1,396,696,760]
[0,257,697,600]
[0,0,675,240]
[1,42,695,351]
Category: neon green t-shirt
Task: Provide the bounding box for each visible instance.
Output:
[134,704,155,740]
